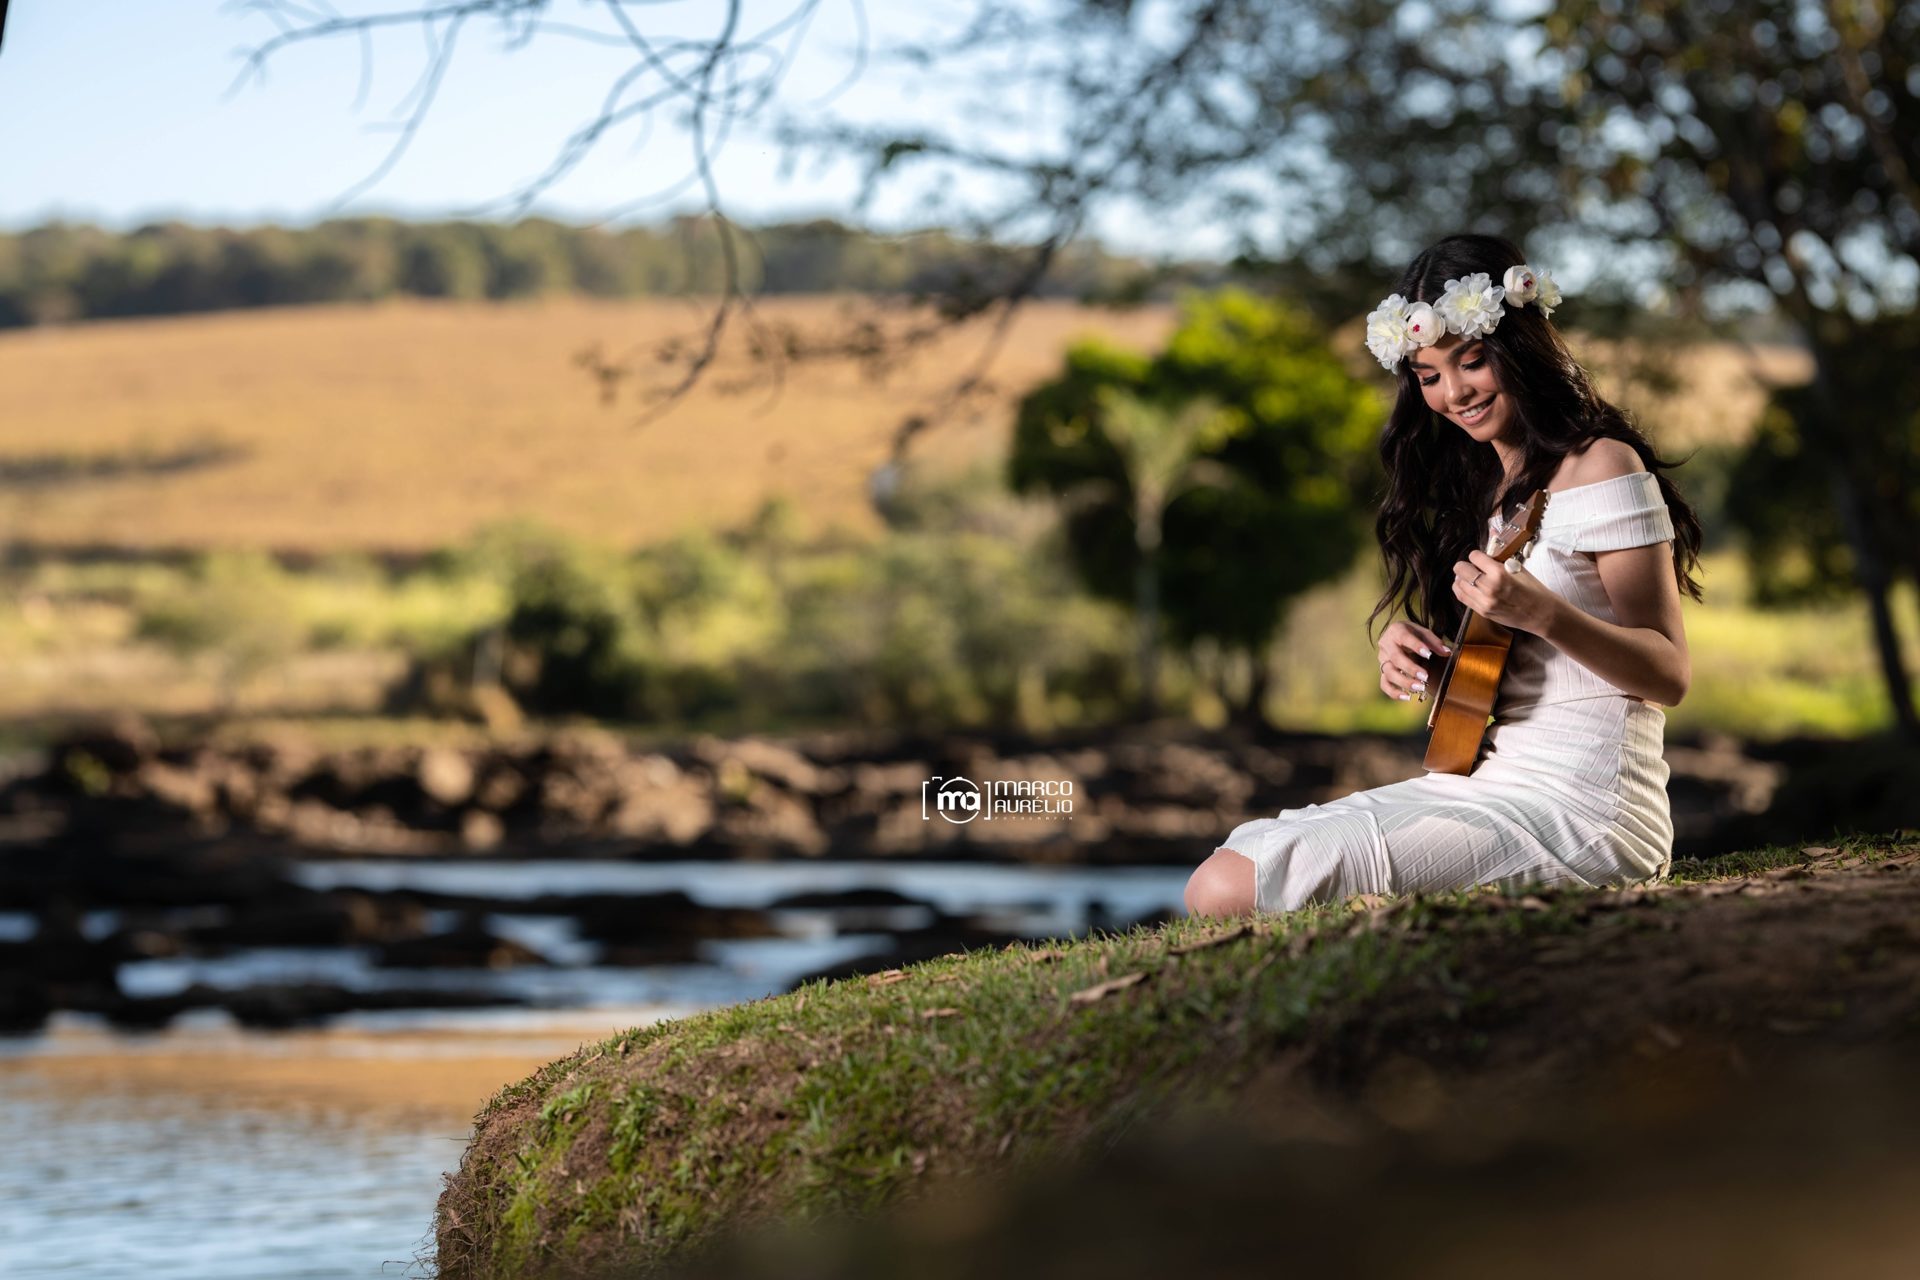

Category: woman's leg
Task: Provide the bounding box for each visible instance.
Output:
[1184,848,1258,918]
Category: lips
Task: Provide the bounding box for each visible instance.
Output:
[1458,396,1495,424]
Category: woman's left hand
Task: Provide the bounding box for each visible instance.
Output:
[1453,550,1558,636]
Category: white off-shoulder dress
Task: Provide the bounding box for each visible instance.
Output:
[1218,470,1678,913]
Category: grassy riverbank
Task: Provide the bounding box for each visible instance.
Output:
[432,829,1920,1279]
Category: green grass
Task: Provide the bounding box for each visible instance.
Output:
[434,830,1914,1280]
[1264,549,1920,740]
[2,542,1913,744]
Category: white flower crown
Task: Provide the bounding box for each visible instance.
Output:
[1364,264,1565,372]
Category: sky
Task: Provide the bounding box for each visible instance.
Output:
[0,0,1877,320]
[0,0,1219,257]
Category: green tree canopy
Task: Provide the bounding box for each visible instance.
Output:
[1009,287,1385,721]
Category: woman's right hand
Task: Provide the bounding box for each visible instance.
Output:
[1378,620,1451,702]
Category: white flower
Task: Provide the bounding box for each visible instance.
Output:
[1435,273,1507,339]
[1502,264,1539,304]
[1403,301,1443,350]
[1531,266,1564,318]
[1365,293,1415,370]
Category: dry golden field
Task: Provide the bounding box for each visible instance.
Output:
[0,296,1808,554]
[0,297,1893,741]
[0,296,1178,553]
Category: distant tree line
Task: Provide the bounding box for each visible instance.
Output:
[0,216,1201,327]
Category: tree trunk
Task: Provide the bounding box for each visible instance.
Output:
[1806,345,1920,744]
[1240,643,1272,730]
[1135,505,1163,722]
[1135,555,1161,721]
[1860,572,1919,740]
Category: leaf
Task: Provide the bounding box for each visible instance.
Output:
[1168,924,1250,954]
[865,969,910,987]
[1068,971,1148,1004]
[1025,948,1066,964]
[920,1007,961,1019]
[1643,1021,1682,1050]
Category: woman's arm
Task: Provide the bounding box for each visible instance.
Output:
[1458,439,1691,706]
[1536,541,1690,705]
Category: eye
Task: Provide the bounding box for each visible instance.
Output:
[1418,350,1488,388]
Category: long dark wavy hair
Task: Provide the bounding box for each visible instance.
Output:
[1364,233,1705,649]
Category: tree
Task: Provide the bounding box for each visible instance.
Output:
[397,224,489,299]
[1726,307,1920,620]
[1063,388,1241,719]
[231,0,1920,736]
[1010,289,1383,725]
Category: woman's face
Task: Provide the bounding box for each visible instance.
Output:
[1409,330,1512,444]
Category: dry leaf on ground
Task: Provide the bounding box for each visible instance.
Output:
[1169,924,1250,955]
[1069,972,1148,1004]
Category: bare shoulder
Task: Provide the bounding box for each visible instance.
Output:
[1559,437,1647,487]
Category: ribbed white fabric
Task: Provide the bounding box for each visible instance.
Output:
[1218,470,1678,914]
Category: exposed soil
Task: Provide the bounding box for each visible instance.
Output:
[1297,843,1920,1128]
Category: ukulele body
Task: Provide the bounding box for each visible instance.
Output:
[1422,611,1515,775]
[1420,489,1550,777]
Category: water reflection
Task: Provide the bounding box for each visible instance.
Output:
[1,860,1193,1278]
[1,1076,454,1279]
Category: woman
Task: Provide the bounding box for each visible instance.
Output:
[1185,232,1704,918]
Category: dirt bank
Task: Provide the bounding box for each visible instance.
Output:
[432,833,1920,1279]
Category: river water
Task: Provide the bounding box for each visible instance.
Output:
[0,859,1193,1278]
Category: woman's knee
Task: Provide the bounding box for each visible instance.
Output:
[1184,848,1257,918]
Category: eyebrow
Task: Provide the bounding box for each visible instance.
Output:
[1407,339,1483,372]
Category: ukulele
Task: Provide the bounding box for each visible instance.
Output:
[1421,489,1549,775]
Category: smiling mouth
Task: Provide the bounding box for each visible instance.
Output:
[1457,397,1495,424]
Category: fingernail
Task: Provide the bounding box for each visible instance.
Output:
[1412,682,1426,693]
[1417,646,1431,658]
[1398,692,1410,701]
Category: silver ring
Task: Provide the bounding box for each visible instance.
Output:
[1471,570,1484,586]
